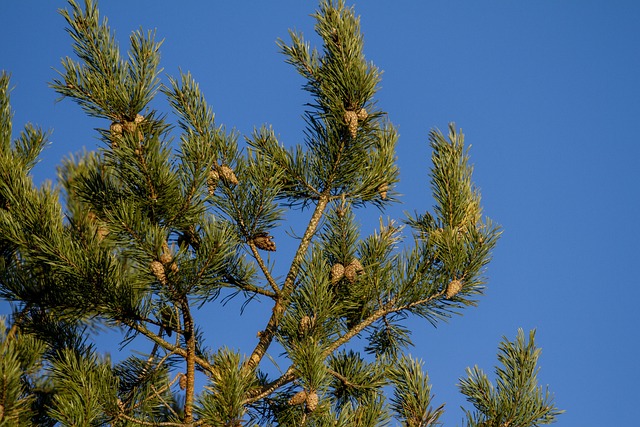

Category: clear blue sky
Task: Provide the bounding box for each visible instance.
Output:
[1,1,639,425]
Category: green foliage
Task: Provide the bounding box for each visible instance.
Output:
[0,0,561,425]
[389,355,445,427]
[459,329,564,427]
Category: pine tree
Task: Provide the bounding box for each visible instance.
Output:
[0,1,562,425]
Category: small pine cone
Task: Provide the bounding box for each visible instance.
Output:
[356,108,368,120]
[207,169,220,196]
[97,226,109,242]
[110,122,123,147]
[445,279,463,299]
[253,234,276,251]
[344,110,358,138]
[122,120,137,134]
[179,373,187,390]
[288,390,307,406]
[330,263,345,285]
[110,122,123,136]
[123,120,144,142]
[305,391,319,412]
[169,262,179,273]
[217,164,239,186]
[134,114,145,124]
[299,315,313,335]
[344,259,364,284]
[150,261,167,285]
[378,183,389,200]
[350,258,364,273]
[159,241,173,265]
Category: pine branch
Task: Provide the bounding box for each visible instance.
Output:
[122,320,215,375]
[180,297,196,424]
[247,241,281,295]
[244,193,330,371]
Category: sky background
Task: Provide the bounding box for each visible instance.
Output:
[1,1,639,425]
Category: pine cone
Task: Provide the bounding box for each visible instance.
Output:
[150,261,167,285]
[253,234,276,251]
[330,263,345,285]
[445,279,463,299]
[179,373,187,390]
[159,240,173,265]
[378,183,389,200]
[122,119,144,142]
[305,390,319,412]
[122,120,137,134]
[288,390,307,406]
[110,122,123,135]
[356,107,368,120]
[110,122,123,147]
[217,164,239,186]
[134,114,145,124]
[299,315,313,335]
[344,259,364,283]
[207,169,220,196]
[344,110,358,138]
[97,226,109,242]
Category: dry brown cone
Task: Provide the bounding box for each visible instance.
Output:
[305,390,319,412]
[159,240,173,264]
[109,122,123,147]
[378,183,389,200]
[344,110,358,138]
[253,234,276,251]
[159,241,179,273]
[330,263,345,285]
[445,279,463,299]
[122,118,144,142]
[207,169,220,196]
[217,164,239,186]
[299,315,313,335]
[179,373,187,390]
[356,107,368,121]
[288,390,307,406]
[122,120,137,134]
[150,261,167,285]
[344,258,364,283]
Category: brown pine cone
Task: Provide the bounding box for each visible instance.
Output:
[344,258,364,283]
[179,373,187,390]
[378,183,389,200]
[109,122,123,147]
[288,390,307,406]
[356,107,368,120]
[207,169,220,196]
[445,279,463,299]
[299,315,313,335]
[330,263,345,285]
[253,234,276,251]
[150,261,167,285]
[217,164,239,186]
[344,110,358,138]
[159,240,173,265]
[305,390,319,412]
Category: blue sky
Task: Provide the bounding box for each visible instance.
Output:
[1,1,639,425]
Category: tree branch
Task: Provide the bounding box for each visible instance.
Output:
[244,193,330,371]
